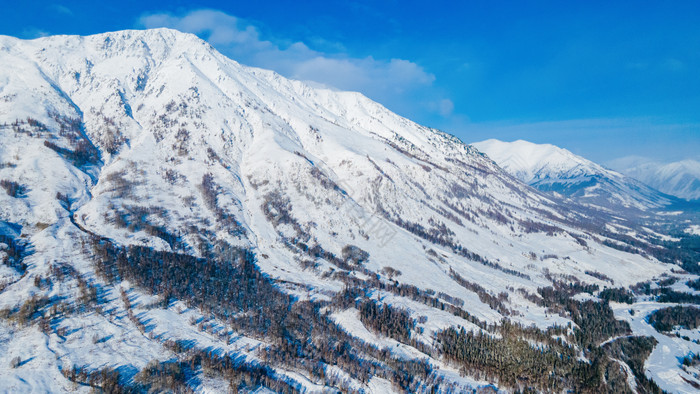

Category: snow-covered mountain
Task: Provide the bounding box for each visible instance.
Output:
[0,29,697,393]
[472,139,676,211]
[609,157,700,201]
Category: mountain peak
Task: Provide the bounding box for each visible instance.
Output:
[28,27,206,47]
[473,138,601,183]
[473,138,675,210]
[609,156,700,200]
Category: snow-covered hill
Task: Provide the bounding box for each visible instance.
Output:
[472,139,676,211]
[609,157,700,201]
[0,29,698,393]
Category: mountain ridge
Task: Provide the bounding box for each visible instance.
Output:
[472,138,678,211]
[609,156,700,201]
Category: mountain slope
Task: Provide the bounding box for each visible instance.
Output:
[472,139,676,211]
[609,157,700,201]
[0,29,695,393]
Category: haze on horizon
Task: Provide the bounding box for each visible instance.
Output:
[1,0,698,164]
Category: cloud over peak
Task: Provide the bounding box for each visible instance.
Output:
[138,9,447,119]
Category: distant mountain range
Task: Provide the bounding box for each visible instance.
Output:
[608,157,700,201]
[471,139,677,211]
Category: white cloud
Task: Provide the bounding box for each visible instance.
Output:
[140,10,263,48]
[49,4,73,16]
[21,27,51,39]
[663,58,685,72]
[137,9,449,118]
[438,99,454,116]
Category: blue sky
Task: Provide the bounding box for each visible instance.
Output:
[2,1,699,163]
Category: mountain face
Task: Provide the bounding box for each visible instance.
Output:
[609,157,700,201]
[472,139,676,211]
[0,29,697,393]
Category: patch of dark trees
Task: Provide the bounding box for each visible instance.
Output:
[284,237,353,271]
[331,273,488,331]
[103,171,139,199]
[438,198,476,225]
[199,174,245,236]
[657,277,678,287]
[585,270,614,284]
[601,239,642,255]
[478,207,512,226]
[449,268,510,315]
[185,349,297,393]
[681,352,700,368]
[519,219,563,235]
[172,127,189,156]
[0,233,28,273]
[569,300,631,348]
[647,305,700,332]
[341,245,369,265]
[602,336,663,394]
[262,191,304,236]
[392,217,456,250]
[0,180,27,198]
[688,278,700,291]
[358,299,414,343]
[43,139,100,168]
[309,166,344,193]
[62,348,298,394]
[535,281,631,348]
[92,241,283,324]
[5,118,50,137]
[84,233,668,393]
[111,204,183,251]
[0,295,51,326]
[437,291,465,308]
[632,282,700,304]
[82,203,669,393]
[536,284,662,391]
[598,288,635,304]
[659,235,700,275]
[60,365,129,393]
[536,281,598,312]
[20,114,101,168]
[599,228,700,275]
[435,282,660,392]
[0,263,103,330]
[436,325,614,392]
[569,232,589,247]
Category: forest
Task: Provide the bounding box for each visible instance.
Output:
[648,306,700,332]
[90,238,435,392]
[83,234,670,392]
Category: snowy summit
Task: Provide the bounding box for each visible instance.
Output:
[472,138,678,210]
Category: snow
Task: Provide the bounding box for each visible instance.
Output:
[686,225,700,236]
